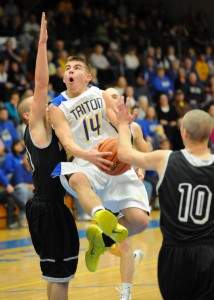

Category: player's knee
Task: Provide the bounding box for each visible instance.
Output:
[130,213,149,229]
[139,214,149,229]
[69,173,88,191]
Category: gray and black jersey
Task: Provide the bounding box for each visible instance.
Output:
[157,149,214,245]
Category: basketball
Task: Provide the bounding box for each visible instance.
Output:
[98,137,131,176]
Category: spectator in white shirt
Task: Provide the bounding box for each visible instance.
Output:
[89,44,111,88]
[124,47,140,85]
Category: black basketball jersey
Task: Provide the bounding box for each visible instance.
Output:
[24,126,67,200]
[157,150,214,245]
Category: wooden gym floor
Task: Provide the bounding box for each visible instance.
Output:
[0,210,162,300]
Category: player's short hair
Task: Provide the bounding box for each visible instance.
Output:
[66,56,92,73]
[17,96,33,123]
[105,87,120,100]
[182,109,213,142]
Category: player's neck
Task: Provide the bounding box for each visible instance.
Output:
[66,87,88,98]
[185,143,211,159]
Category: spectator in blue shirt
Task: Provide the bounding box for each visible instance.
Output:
[152,66,174,102]
[0,142,27,227]
[11,152,34,206]
[11,140,24,164]
[167,59,180,84]
[0,107,19,151]
[0,148,17,176]
[0,168,19,229]
[136,57,156,89]
[135,105,166,150]
[4,91,20,126]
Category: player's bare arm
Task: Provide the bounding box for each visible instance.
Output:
[103,90,119,128]
[49,104,113,170]
[132,122,149,153]
[116,97,170,177]
[132,122,149,178]
[29,12,51,146]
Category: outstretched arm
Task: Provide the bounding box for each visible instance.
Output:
[103,90,119,128]
[132,122,149,179]
[29,12,50,144]
[116,97,169,177]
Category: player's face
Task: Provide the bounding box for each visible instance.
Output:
[63,61,92,94]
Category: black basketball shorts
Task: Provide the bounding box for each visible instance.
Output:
[26,196,80,282]
[158,243,214,300]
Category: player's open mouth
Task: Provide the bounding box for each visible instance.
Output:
[69,77,74,83]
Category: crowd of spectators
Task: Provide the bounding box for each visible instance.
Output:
[0,0,214,223]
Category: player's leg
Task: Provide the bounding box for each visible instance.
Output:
[28,200,79,299]
[117,179,150,235]
[102,169,150,237]
[69,172,103,213]
[47,282,51,299]
[110,238,144,300]
[115,240,134,300]
[69,172,128,272]
[111,238,134,281]
[47,205,79,300]
[47,282,69,300]
[119,207,149,236]
[69,172,128,242]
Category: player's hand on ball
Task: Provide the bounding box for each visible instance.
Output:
[85,147,113,171]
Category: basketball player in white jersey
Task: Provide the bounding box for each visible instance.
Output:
[116,97,214,300]
[105,87,147,300]
[48,57,150,274]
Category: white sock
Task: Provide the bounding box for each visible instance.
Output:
[91,206,105,218]
[122,283,132,290]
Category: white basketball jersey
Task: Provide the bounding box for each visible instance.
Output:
[51,86,117,151]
